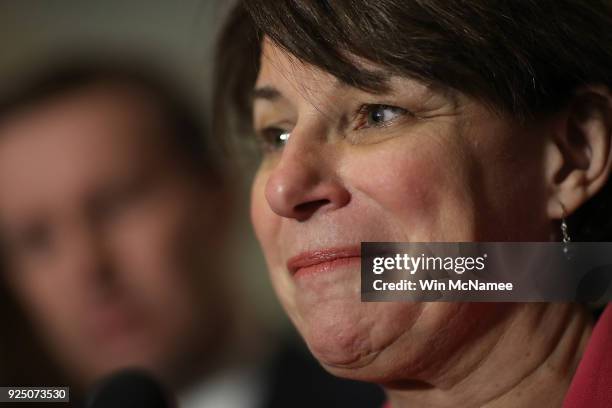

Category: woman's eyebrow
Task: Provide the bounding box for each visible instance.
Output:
[252,86,283,102]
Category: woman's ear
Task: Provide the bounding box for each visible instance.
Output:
[545,85,612,219]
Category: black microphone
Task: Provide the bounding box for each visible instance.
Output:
[85,368,175,408]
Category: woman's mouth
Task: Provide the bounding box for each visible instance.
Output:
[286,246,361,279]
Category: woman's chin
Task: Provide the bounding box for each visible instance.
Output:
[301,319,410,384]
[304,325,378,369]
[293,299,424,374]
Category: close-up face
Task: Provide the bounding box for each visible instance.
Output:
[0,85,225,387]
[250,40,561,382]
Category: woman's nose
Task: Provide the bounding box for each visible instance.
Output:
[264,142,350,221]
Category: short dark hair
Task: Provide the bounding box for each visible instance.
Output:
[243,0,612,120]
[214,0,612,240]
[0,56,220,183]
[212,3,261,147]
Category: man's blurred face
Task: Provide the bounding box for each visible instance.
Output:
[0,84,225,387]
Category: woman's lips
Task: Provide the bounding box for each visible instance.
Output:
[286,246,361,278]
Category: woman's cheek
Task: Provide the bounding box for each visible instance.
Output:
[251,175,299,324]
[250,168,286,275]
[250,170,274,246]
[343,143,470,242]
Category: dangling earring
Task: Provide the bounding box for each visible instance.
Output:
[559,202,572,258]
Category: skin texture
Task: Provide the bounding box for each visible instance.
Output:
[250,40,612,407]
[0,85,230,389]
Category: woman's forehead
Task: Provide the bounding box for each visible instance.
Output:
[257,40,337,90]
[255,40,438,108]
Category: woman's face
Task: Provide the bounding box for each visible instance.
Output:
[251,41,556,381]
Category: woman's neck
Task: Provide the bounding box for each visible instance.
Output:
[386,303,593,408]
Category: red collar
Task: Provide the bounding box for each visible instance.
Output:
[563,305,612,407]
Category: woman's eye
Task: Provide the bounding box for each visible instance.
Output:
[355,104,408,129]
[256,127,291,152]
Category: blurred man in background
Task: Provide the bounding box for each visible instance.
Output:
[0,58,384,407]
[0,58,244,402]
